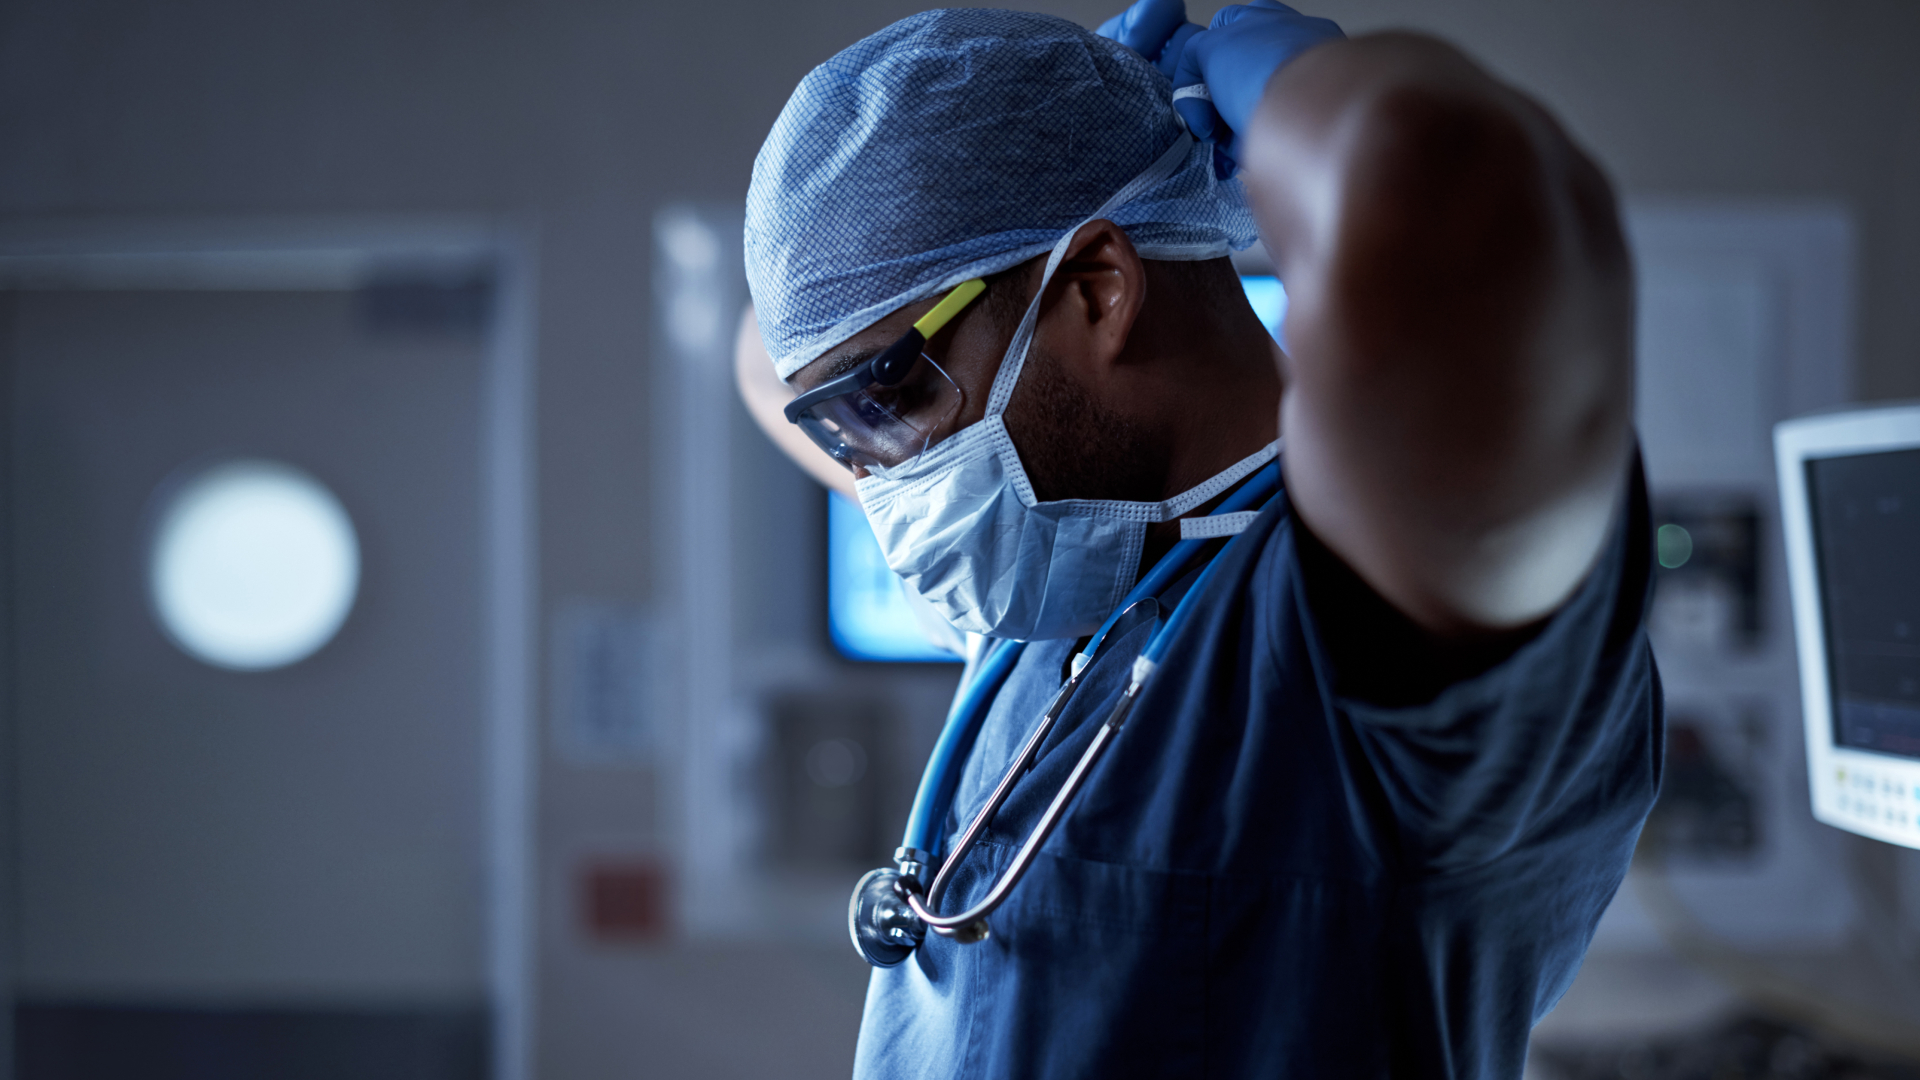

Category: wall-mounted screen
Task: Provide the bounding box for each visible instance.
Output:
[827,492,959,663]
[1238,274,1288,348]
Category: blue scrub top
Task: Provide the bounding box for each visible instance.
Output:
[853,463,1661,1079]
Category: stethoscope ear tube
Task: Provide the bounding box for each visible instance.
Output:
[901,638,1027,859]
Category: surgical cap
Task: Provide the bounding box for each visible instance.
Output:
[745,8,1260,380]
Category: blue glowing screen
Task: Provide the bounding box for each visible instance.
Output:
[1238,274,1288,350]
[828,491,959,662]
[826,274,1287,662]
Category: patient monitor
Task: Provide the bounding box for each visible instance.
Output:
[1777,402,1920,848]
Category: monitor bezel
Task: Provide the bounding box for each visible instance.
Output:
[1775,401,1920,848]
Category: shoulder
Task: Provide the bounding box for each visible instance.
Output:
[1110,458,1660,873]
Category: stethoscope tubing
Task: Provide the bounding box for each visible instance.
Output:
[901,465,1282,939]
[900,461,1281,858]
[901,636,1027,856]
[906,651,1154,938]
[920,597,1163,913]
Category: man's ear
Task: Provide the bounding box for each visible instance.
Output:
[1039,219,1147,374]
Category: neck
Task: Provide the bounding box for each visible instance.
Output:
[1121,261,1285,503]
[1135,310,1283,573]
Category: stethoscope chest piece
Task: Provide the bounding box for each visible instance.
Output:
[849,866,926,968]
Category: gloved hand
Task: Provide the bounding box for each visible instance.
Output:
[1169,1,1344,177]
[1096,0,1203,79]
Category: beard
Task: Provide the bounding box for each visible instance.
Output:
[1004,343,1168,505]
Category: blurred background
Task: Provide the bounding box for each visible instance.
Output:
[2,0,1918,1078]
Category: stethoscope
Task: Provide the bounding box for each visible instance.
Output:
[848,462,1282,967]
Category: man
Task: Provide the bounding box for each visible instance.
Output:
[736,2,1656,1076]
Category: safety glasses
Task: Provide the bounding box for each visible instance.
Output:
[783,279,986,470]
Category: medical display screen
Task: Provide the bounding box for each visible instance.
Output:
[1806,447,1920,759]
[827,492,959,663]
[1238,275,1288,348]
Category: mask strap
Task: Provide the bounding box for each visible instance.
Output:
[1159,440,1279,518]
[983,132,1198,419]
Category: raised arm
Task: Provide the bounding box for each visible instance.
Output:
[735,304,861,501]
[1243,33,1632,635]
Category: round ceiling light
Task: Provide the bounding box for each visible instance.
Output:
[148,459,360,671]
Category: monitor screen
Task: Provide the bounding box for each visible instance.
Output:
[827,491,959,663]
[1806,447,1920,759]
[1238,274,1288,348]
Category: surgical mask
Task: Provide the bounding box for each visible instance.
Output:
[854,133,1279,641]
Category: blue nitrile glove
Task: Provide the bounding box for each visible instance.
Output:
[1170,0,1344,177]
[1095,0,1202,79]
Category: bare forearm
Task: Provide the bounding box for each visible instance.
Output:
[1243,32,1632,635]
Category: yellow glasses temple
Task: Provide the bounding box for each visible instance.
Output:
[912,278,987,340]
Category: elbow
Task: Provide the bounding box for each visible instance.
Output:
[1331,66,1566,362]
[1251,31,1631,370]
[1248,33,1629,368]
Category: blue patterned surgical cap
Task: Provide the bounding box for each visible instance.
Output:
[745,8,1260,379]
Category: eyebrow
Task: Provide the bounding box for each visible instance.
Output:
[794,347,880,392]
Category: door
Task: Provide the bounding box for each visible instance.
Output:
[6,274,497,1078]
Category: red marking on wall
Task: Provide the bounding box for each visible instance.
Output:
[582,859,670,940]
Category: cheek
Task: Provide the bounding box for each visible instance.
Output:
[945,327,1017,423]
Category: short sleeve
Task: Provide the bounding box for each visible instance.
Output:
[1291,454,1661,871]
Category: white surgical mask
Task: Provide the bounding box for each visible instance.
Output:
[854,133,1279,641]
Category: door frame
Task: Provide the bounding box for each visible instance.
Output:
[0,217,539,1080]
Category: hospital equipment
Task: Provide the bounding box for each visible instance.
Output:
[1776,402,1920,849]
[848,462,1283,966]
[827,492,965,663]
